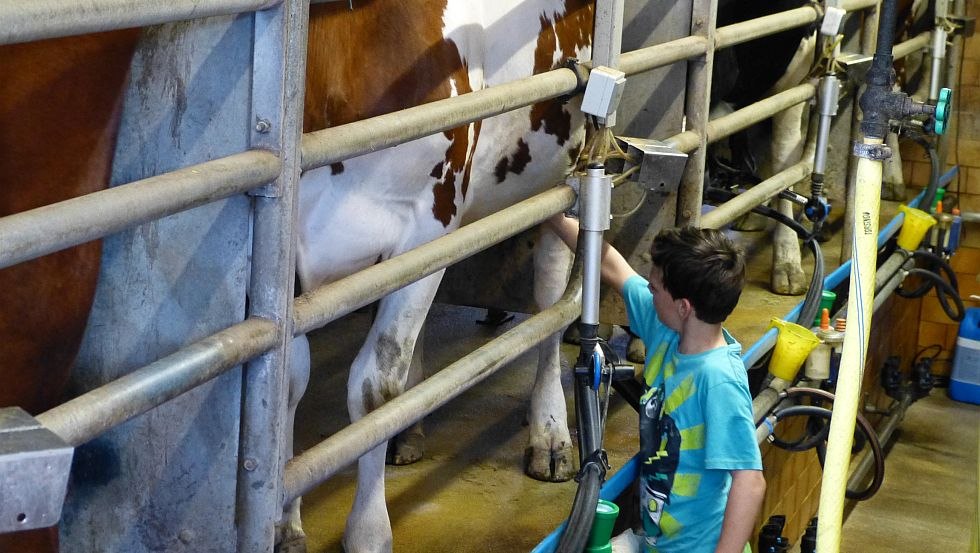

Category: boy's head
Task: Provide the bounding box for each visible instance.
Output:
[649,226,745,324]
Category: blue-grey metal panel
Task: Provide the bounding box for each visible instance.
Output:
[63,15,253,553]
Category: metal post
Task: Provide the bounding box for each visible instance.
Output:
[677,0,719,227]
[237,0,308,551]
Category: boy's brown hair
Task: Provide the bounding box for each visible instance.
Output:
[650,226,746,324]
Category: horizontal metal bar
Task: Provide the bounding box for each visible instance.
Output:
[293,185,577,334]
[284,273,583,504]
[893,32,931,59]
[668,84,817,153]
[715,6,819,50]
[616,35,708,76]
[37,318,279,447]
[300,69,580,170]
[701,160,813,229]
[0,0,281,46]
[0,150,281,270]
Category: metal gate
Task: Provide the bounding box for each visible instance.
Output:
[0,0,940,551]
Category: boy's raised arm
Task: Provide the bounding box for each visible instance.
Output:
[546,214,638,294]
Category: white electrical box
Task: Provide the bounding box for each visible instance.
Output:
[821,6,846,36]
[581,66,626,119]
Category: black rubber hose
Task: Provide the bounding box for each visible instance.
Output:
[555,462,603,553]
[898,268,966,321]
[904,134,942,214]
[705,188,825,328]
[899,249,960,297]
[770,388,885,500]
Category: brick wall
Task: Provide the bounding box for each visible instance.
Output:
[899,4,980,376]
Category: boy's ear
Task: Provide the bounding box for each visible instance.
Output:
[677,297,694,320]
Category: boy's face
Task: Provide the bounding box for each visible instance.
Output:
[648,266,683,332]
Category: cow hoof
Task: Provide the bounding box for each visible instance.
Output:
[275,536,307,553]
[626,336,645,364]
[386,427,424,465]
[771,263,807,295]
[524,445,575,482]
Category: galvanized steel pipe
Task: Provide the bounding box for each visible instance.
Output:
[300,70,581,170]
[293,186,577,334]
[893,32,932,60]
[284,273,583,504]
[0,0,281,45]
[701,160,813,229]
[0,150,281,270]
[36,318,279,447]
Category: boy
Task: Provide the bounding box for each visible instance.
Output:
[548,216,765,553]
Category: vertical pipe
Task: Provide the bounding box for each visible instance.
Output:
[929,27,948,102]
[677,0,719,227]
[842,2,881,262]
[237,1,308,551]
[816,140,883,553]
[938,0,965,166]
[591,0,624,126]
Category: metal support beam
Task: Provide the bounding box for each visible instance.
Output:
[701,160,814,229]
[676,0,719,227]
[237,1,308,551]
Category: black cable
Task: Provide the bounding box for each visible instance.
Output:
[555,462,603,553]
[705,187,825,328]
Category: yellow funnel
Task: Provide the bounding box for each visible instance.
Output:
[768,318,820,382]
[897,204,936,251]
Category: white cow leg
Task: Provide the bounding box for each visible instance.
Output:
[344,272,444,553]
[770,103,807,295]
[277,334,312,553]
[525,225,575,482]
[386,324,425,465]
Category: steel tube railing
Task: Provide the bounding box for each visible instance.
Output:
[893,32,931,60]
[668,84,817,153]
[0,0,281,45]
[293,186,577,334]
[701,160,814,229]
[0,150,281,270]
[36,318,279,447]
[284,271,583,504]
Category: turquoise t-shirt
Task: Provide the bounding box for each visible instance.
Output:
[622,275,762,553]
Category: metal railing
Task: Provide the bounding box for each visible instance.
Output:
[0,0,938,550]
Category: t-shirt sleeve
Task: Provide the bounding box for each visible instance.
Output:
[622,274,664,344]
[702,378,763,471]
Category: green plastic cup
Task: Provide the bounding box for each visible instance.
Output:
[585,499,620,553]
[812,290,837,327]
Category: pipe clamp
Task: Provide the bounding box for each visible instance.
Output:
[851,141,892,160]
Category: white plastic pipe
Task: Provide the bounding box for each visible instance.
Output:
[816,137,883,553]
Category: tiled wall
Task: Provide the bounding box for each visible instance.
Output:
[901,3,980,376]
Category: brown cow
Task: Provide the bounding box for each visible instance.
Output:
[0,29,140,552]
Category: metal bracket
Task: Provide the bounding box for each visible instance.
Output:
[838,53,873,86]
[852,141,893,160]
[616,137,688,195]
[949,16,977,38]
[0,407,74,533]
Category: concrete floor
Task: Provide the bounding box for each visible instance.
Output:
[292,211,979,552]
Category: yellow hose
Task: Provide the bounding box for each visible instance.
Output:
[815,137,883,553]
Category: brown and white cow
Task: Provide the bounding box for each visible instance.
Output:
[283,1,594,552]
[0,29,140,553]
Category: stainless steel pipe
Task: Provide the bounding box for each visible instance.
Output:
[701,160,814,229]
[36,318,279,447]
[0,0,281,45]
[284,272,583,504]
[293,186,577,335]
[0,150,281,270]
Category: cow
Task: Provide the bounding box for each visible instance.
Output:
[282,2,595,552]
[0,29,141,553]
